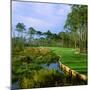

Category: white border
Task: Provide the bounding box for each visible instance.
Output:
[0,0,10,90]
[0,0,89,90]
[13,0,88,5]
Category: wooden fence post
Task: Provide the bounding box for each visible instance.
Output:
[68,69,72,83]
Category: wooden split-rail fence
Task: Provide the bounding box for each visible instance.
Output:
[58,59,87,83]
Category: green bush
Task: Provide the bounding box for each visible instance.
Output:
[19,47,59,64]
[12,47,61,88]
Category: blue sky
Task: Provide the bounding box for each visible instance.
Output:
[12,1,71,33]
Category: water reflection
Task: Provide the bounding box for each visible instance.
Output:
[42,63,64,74]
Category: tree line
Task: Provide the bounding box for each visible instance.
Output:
[64,5,87,52]
[12,5,87,53]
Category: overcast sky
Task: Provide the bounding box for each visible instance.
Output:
[12,1,71,33]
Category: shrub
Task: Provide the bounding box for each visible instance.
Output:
[12,47,61,88]
[19,47,59,64]
[19,69,65,88]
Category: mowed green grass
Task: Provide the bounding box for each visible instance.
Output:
[46,47,87,75]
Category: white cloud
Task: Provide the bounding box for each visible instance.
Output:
[12,1,71,32]
[55,5,71,16]
[12,15,59,31]
[32,3,55,15]
[20,16,55,27]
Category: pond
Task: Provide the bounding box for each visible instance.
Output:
[42,62,64,74]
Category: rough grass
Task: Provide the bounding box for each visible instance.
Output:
[12,47,87,89]
[19,69,65,88]
[45,47,87,75]
[12,47,60,84]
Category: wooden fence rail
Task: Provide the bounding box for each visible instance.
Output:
[58,60,87,82]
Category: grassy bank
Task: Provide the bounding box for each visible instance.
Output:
[45,47,87,75]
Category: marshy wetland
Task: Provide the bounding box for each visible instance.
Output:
[12,47,87,89]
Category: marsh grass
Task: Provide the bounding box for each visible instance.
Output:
[12,47,87,89]
[19,69,65,88]
[12,47,60,88]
